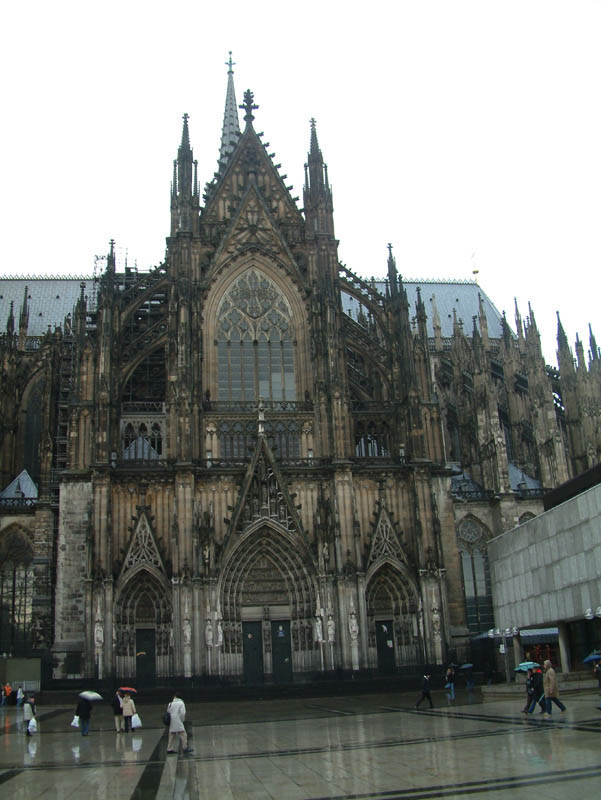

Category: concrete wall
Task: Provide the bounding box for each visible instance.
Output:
[488,483,601,629]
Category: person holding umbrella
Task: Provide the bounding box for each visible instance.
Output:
[526,666,545,714]
[112,690,124,732]
[76,695,93,736]
[522,669,535,713]
[121,692,136,732]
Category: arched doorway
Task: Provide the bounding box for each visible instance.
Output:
[366,562,422,672]
[219,525,317,684]
[114,568,172,686]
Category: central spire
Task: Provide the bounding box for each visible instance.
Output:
[219,51,241,169]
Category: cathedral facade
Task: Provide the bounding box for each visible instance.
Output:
[1,64,600,686]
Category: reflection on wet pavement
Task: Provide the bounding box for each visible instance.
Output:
[0,690,600,798]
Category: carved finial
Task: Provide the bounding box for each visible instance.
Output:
[226,51,235,73]
[240,89,258,124]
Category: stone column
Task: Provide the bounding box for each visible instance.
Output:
[557,622,571,673]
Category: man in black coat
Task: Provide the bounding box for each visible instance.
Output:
[415,673,434,709]
[527,668,545,713]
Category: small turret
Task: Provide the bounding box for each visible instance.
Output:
[303,118,334,235]
[170,113,199,235]
[589,323,599,363]
[387,243,398,296]
[18,286,29,349]
[556,311,575,378]
[477,292,489,351]
[6,300,15,339]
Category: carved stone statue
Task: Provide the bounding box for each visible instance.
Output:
[205,618,213,647]
[348,610,359,641]
[216,619,223,647]
[183,618,192,647]
[94,620,104,648]
[314,616,323,643]
[327,615,335,643]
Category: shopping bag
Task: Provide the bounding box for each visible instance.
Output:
[131,712,142,729]
[71,715,80,728]
[28,718,37,733]
[162,711,171,726]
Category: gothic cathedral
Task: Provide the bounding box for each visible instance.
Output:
[1,62,600,686]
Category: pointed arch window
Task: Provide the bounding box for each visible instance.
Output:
[0,528,34,656]
[217,270,296,404]
[457,519,494,634]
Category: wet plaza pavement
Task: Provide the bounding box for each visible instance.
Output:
[0,689,600,799]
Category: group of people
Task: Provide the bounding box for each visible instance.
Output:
[414,664,463,709]
[75,690,191,755]
[110,691,137,733]
[522,660,566,717]
[1,683,25,706]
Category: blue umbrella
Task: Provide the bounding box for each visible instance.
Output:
[514,661,540,672]
[583,651,601,664]
[459,663,473,669]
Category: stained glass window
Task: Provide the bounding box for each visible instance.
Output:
[216,270,296,403]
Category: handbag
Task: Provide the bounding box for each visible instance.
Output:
[71,715,80,728]
[28,718,37,733]
[131,712,142,729]
[162,711,171,726]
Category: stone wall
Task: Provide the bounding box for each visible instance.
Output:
[488,483,601,628]
[52,479,92,677]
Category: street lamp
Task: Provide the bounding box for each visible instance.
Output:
[488,626,518,683]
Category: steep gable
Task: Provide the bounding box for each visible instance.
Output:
[120,508,165,577]
[368,505,408,569]
[209,182,305,280]
[202,126,303,229]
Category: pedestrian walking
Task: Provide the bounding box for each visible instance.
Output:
[445,666,455,701]
[112,690,124,732]
[0,686,5,707]
[3,683,12,706]
[16,687,24,707]
[166,691,193,755]
[121,692,136,732]
[522,669,535,712]
[415,673,434,709]
[76,696,93,736]
[23,695,36,736]
[526,667,546,714]
[543,659,566,717]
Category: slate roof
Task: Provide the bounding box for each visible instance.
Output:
[0,276,506,341]
[0,469,38,499]
[341,279,505,339]
[0,278,95,336]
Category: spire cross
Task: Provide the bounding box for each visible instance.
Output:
[183,112,189,124]
[226,51,235,73]
[387,243,393,258]
[240,89,258,123]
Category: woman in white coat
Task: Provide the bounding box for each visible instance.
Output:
[166,692,192,754]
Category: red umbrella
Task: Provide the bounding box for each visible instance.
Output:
[118,686,137,693]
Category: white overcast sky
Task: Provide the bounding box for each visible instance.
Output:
[2,0,600,365]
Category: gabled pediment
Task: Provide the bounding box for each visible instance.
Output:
[202,126,303,228]
[368,505,407,568]
[225,434,305,545]
[209,182,303,278]
[120,508,165,578]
